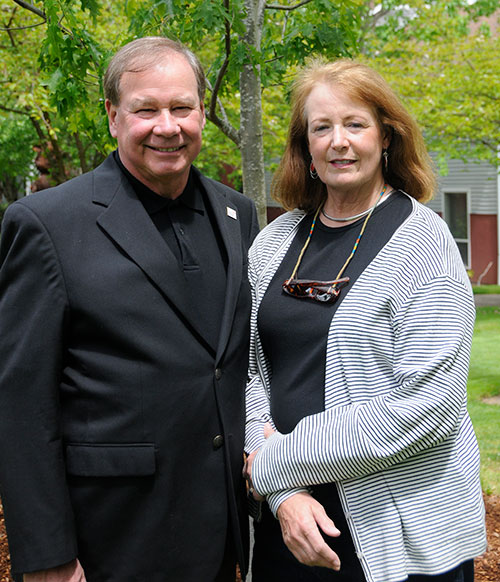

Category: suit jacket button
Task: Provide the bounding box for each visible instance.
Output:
[215,368,222,380]
[213,435,224,449]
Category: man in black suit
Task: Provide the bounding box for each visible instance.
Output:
[0,37,258,582]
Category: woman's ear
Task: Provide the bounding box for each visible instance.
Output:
[382,125,393,150]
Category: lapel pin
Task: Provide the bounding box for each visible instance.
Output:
[226,206,237,220]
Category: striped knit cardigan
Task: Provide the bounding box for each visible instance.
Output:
[245,195,486,582]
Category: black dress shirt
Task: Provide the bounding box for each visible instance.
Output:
[114,151,227,350]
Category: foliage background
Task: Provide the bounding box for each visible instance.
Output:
[0,0,498,205]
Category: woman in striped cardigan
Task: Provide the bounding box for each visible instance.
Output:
[243,59,486,582]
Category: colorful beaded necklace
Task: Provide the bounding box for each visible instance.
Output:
[286,184,387,299]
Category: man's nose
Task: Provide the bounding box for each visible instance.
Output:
[153,110,181,135]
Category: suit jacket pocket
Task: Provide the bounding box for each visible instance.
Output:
[65,443,156,477]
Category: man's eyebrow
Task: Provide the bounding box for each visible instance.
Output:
[128,97,157,109]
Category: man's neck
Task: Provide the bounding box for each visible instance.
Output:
[114,150,190,199]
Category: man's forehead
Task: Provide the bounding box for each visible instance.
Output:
[120,59,196,88]
[127,92,198,107]
[124,52,190,77]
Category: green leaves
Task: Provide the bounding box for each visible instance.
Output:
[360,0,500,165]
[4,0,493,198]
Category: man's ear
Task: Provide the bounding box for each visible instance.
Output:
[200,101,206,130]
[105,99,118,138]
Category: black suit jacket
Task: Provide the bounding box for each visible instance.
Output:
[0,154,259,581]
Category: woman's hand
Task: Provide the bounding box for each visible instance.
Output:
[277,492,341,570]
[243,422,275,500]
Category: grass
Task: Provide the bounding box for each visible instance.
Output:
[472,284,500,294]
[467,306,500,495]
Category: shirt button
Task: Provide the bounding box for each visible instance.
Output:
[213,435,224,449]
[215,368,222,380]
[356,551,364,559]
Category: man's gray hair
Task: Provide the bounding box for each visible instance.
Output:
[104,36,206,105]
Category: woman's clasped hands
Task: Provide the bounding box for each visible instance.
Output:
[243,423,341,571]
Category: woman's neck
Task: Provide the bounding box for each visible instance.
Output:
[321,182,391,227]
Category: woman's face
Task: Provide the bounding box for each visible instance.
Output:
[305,82,389,197]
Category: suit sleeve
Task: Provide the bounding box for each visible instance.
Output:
[0,202,78,573]
[248,202,260,245]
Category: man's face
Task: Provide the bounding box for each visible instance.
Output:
[106,53,205,198]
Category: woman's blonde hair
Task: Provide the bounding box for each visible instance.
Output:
[272,58,436,212]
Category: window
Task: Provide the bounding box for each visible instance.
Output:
[443,191,469,266]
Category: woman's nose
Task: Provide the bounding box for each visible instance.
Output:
[331,126,348,149]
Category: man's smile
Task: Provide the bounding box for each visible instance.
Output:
[145,145,184,152]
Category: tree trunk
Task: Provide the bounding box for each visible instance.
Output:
[240,0,267,228]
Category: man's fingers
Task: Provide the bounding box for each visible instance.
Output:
[23,558,86,582]
[288,522,340,570]
[277,492,341,570]
[263,422,274,439]
[312,504,341,538]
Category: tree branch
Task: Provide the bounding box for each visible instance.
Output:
[73,132,89,173]
[206,109,241,146]
[0,21,46,31]
[209,0,231,120]
[33,109,67,182]
[29,115,47,144]
[206,0,240,146]
[0,103,30,115]
[265,0,313,11]
[205,78,240,146]
[12,0,45,20]
[479,138,498,153]
[11,0,96,66]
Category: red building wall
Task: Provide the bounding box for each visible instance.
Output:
[470,214,498,284]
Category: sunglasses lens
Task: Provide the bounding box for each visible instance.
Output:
[314,291,334,302]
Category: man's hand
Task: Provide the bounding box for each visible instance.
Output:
[23,559,86,582]
[243,449,264,501]
[243,422,275,500]
[277,492,341,571]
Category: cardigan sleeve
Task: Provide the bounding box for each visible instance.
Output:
[245,234,310,513]
[251,273,475,497]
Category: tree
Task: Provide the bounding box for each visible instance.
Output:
[0,115,36,202]
[4,1,496,221]
[0,0,113,189]
[1,0,360,225]
[357,0,500,168]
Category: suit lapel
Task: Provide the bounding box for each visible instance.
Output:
[93,157,215,353]
[200,173,243,362]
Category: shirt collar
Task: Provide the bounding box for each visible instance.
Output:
[114,150,205,216]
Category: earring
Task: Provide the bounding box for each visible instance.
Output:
[382,149,389,172]
[309,161,318,180]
